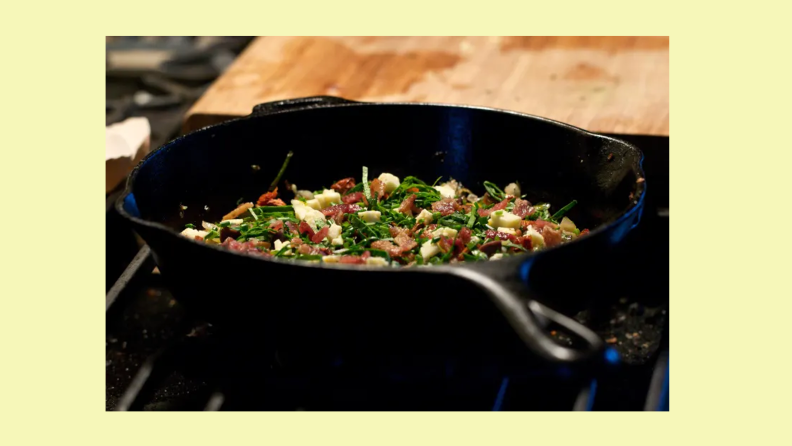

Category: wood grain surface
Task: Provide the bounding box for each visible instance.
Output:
[185,36,668,136]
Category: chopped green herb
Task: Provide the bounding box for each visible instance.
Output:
[269,151,293,192]
[362,166,371,203]
[551,200,578,221]
[483,181,506,201]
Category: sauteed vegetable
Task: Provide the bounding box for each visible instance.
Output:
[181,153,588,266]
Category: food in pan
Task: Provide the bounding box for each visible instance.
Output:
[180,153,587,266]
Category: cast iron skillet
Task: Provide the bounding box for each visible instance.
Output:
[116,96,646,369]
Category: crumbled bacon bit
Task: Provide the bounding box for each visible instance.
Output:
[484,229,520,244]
[531,219,560,232]
[512,199,532,218]
[457,226,472,245]
[331,177,356,195]
[397,194,418,216]
[285,221,299,235]
[299,221,315,238]
[437,236,454,254]
[449,227,472,259]
[311,226,329,244]
[321,203,362,218]
[222,237,272,257]
[607,153,614,161]
[269,220,284,231]
[339,255,365,264]
[394,232,418,252]
[298,244,326,255]
[342,192,364,204]
[479,240,502,256]
[371,240,402,257]
[432,197,459,216]
[264,198,286,206]
[520,235,532,251]
[370,178,387,202]
[361,251,372,260]
[256,188,279,206]
[579,229,590,237]
[478,196,513,216]
[542,226,562,248]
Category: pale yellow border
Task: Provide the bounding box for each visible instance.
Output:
[8,1,787,443]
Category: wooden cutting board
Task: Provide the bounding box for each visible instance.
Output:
[184,36,668,136]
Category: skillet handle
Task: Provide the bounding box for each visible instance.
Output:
[448,262,605,365]
[251,96,358,116]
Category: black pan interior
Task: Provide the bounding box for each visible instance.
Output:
[130,104,642,232]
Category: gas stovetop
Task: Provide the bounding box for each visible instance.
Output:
[105,134,668,411]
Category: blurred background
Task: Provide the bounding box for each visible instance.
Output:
[106,36,256,149]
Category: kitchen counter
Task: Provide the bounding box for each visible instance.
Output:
[184,36,668,136]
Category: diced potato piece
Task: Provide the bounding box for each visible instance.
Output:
[180,228,209,239]
[488,211,521,229]
[524,225,545,249]
[415,209,433,224]
[291,200,309,220]
[327,223,342,240]
[420,240,440,259]
[366,257,389,266]
[434,185,455,198]
[273,239,292,255]
[303,209,326,231]
[432,227,458,239]
[504,182,521,197]
[560,216,577,233]
[320,189,341,207]
[378,173,401,193]
[358,210,381,223]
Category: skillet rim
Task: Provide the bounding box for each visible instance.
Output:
[115,100,647,273]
